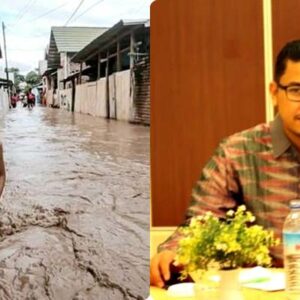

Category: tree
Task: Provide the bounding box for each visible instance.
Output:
[16,73,25,84]
[25,71,41,86]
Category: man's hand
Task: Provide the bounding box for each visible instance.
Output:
[150,250,176,288]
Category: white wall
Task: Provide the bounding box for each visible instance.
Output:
[57,68,64,90]
[74,84,82,113]
[96,78,107,117]
[0,89,9,113]
[61,52,81,80]
[115,70,132,121]
[75,82,97,116]
[75,80,106,117]
[58,88,72,111]
[108,74,116,119]
[46,89,53,106]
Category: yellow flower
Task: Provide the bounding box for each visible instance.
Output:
[226,210,234,217]
[175,205,279,278]
[238,205,246,212]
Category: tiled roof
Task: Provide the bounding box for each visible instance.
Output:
[48,26,107,68]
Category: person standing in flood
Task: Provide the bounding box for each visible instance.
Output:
[27,88,35,109]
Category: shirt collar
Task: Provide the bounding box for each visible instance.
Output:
[270,115,291,158]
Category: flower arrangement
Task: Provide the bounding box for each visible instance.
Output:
[175,205,279,278]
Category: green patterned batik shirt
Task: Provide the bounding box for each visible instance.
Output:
[159,115,300,265]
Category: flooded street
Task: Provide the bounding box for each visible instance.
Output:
[0,105,150,300]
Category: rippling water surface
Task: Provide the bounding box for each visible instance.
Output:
[0,105,150,299]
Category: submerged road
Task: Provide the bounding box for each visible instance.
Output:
[0,105,150,299]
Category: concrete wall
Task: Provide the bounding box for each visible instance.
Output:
[75,78,107,117]
[46,89,54,107]
[96,78,107,117]
[74,70,132,121]
[58,88,72,111]
[115,70,132,121]
[108,74,116,119]
[74,85,83,113]
[0,89,9,113]
[75,82,97,116]
[86,82,97,116]
[57,68,64,90]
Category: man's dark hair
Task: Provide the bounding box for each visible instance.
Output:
[275,40,300,83]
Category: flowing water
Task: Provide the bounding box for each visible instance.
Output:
[0,105,150,300]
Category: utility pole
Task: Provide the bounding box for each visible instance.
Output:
[2,22,10,95]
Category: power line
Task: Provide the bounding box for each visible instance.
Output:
[9,0,34,25]
[9,0,38,28]
[70,0,105,24]
[64,0,86,26]
[29,2,69,23]
[7,1,70,29]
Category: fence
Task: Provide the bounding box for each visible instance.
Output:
[73,70,132,121]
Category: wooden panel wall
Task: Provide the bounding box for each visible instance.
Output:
[272,0,300,60]
[150,0,266,226]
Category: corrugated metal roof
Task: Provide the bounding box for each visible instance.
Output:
[51,26,107,52]
[47,26,107,69]
[72,19,149,63]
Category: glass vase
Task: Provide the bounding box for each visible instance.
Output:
[192,268,245,300]
[218,269,244,300]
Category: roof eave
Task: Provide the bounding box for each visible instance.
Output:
[71,19,149,63]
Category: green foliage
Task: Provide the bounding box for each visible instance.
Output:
[24,85,32,93]
[175,205,279,278]
[25,71,41,86]
[15,74,25,89]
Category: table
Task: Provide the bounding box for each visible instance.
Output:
[150,286,287,300]
[150,269,288,300]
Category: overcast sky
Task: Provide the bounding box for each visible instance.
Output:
[0,0,153,75]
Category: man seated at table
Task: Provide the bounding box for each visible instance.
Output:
[150,39,300,288]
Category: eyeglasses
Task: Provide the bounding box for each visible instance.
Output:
[277,83,300,102]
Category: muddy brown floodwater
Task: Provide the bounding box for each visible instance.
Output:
[0,105,150,300]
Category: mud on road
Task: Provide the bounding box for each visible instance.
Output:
[0,107,150,299]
